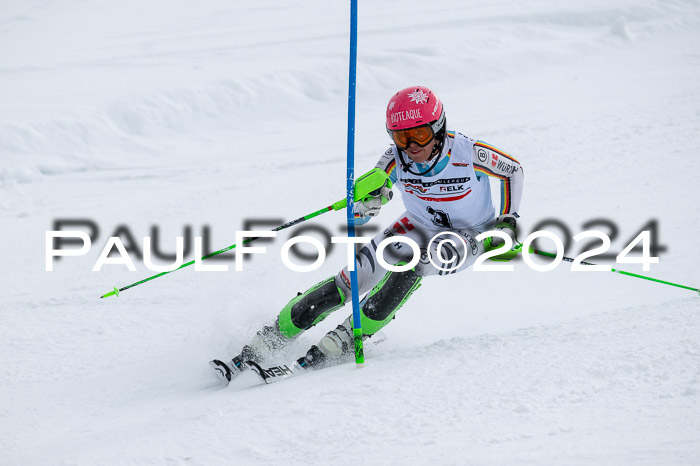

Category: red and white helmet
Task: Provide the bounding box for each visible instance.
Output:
[386,86,445,132]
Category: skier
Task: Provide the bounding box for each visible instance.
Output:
[211,86,524,384]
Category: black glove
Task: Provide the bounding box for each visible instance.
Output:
[489,214,518,248]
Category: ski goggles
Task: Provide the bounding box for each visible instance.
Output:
[389,124,435,150]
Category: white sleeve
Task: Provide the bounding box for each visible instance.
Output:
[472,141,523,215]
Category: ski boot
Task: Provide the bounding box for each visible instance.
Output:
[295,316,355,372]
[295,345,330,371]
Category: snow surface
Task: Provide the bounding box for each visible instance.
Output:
[2,0,700,464]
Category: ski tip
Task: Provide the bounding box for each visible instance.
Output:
[245,360,270,384]
[209,360,232,386]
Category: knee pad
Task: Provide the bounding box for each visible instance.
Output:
[360,266,422,335]
[277,277,346,338]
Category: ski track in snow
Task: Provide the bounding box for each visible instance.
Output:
[1,0,700,464]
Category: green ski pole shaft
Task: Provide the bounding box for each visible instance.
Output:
[532,249,700,294]
[99,168,391,299]
[99,204,335,299]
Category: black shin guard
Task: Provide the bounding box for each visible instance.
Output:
[360,268,422,335]
[277,277,346,338]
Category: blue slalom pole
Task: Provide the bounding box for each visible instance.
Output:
[345,0,364,367]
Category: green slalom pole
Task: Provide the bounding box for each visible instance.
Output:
[99,168,390,299]
[531,249,700,295]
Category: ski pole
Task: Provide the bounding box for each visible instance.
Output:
[531,249,700,295]
[99,168,391,299]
